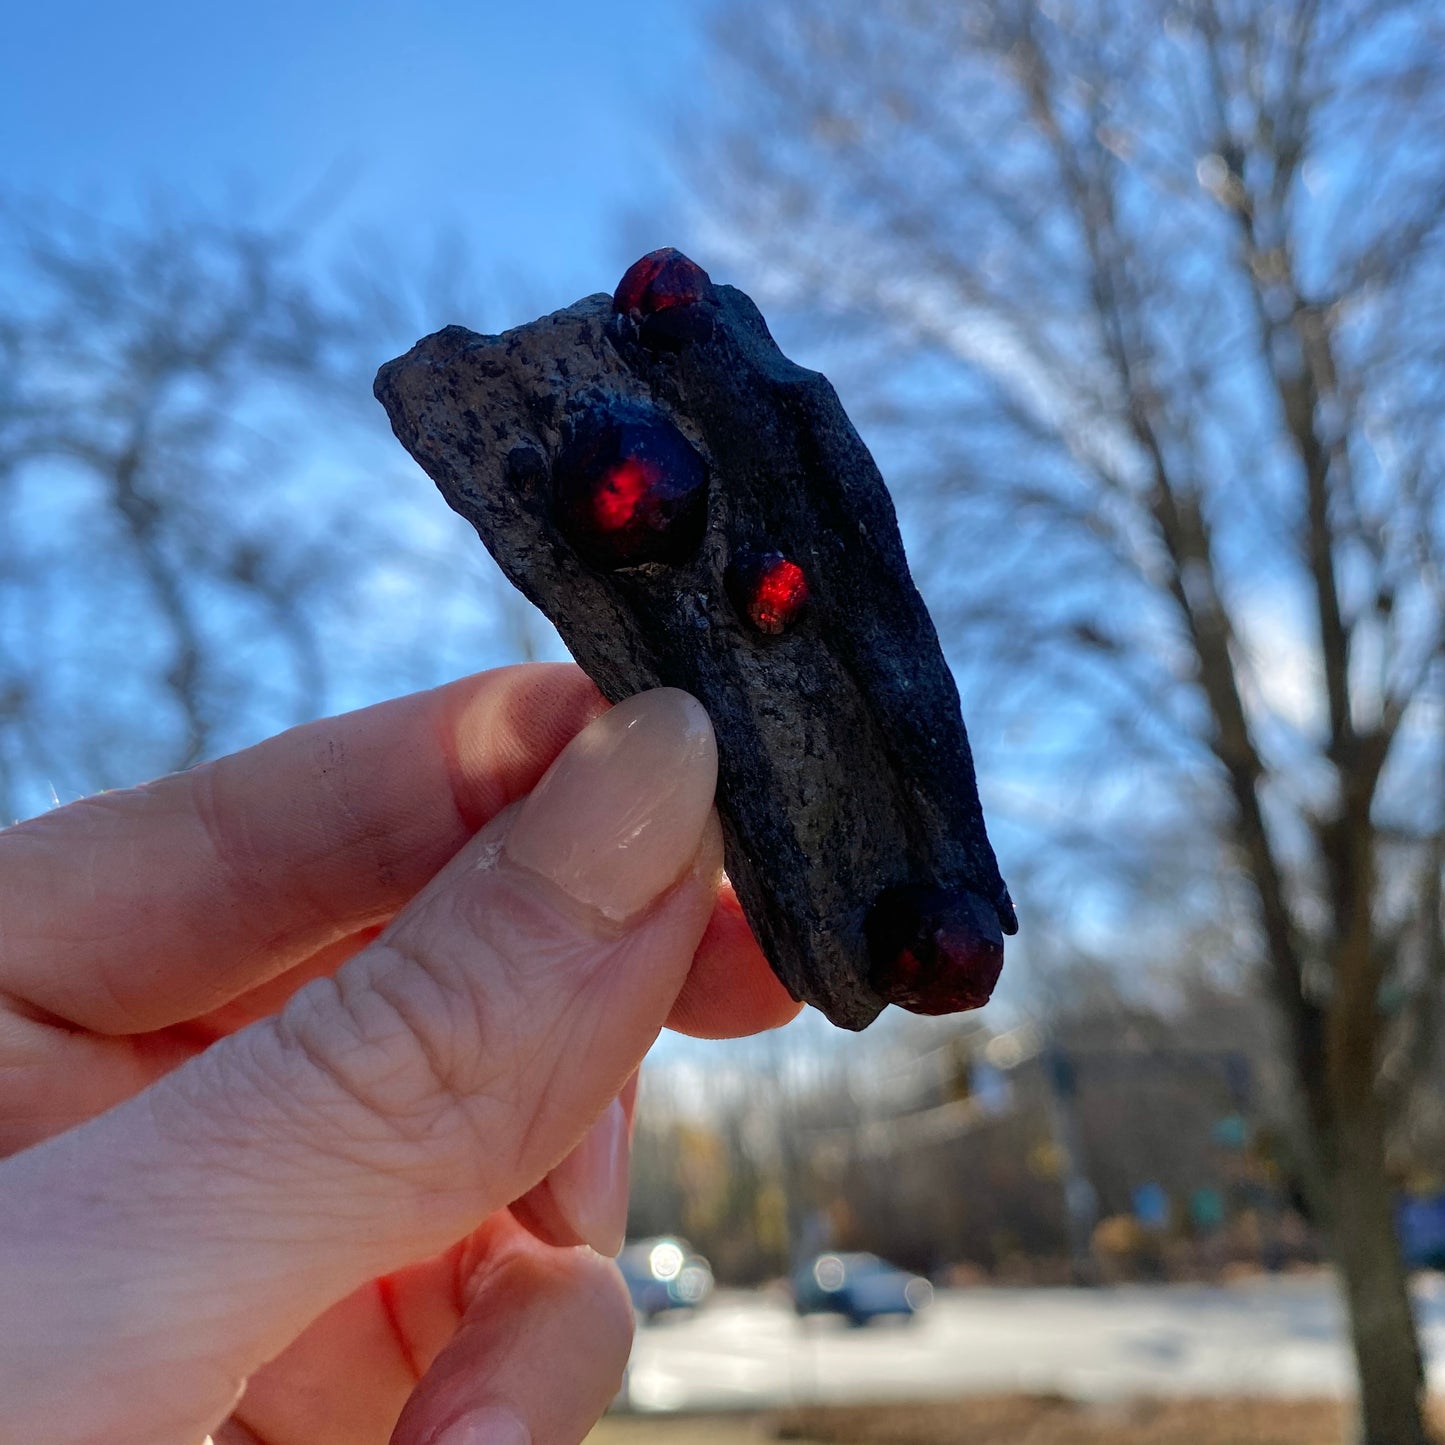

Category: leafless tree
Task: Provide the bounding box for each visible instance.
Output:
[691,2,1445,1440]
[0,196,517,821]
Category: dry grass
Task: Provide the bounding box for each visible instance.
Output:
[589,1395,1445,1444]
[772,1395,1356,1443]
[588,1415,764,1444]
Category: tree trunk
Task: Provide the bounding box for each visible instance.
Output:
[1328,1104,1428,1445]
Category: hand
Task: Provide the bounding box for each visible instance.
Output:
[0,663,799,1445]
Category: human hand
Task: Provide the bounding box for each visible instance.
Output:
[0,663,800,1445]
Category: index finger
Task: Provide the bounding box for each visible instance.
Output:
[0,664,606,1033]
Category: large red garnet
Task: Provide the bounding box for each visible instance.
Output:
[554,408,709,569]
[728,549,810,634]
[613,248,715,318]
[865,884,1005,1015]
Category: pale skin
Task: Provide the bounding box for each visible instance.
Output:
[0,664,801,1445]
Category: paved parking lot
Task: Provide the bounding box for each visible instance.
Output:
[621,1275,1445,1412]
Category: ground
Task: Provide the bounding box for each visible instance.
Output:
[588,1395,1445,1444]
[618,1277,1445,1410]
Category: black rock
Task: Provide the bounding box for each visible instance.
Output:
[374,253,1015,1030]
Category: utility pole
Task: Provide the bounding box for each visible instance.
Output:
[1043,1045,1098,1285]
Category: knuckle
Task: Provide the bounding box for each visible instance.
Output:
[265,939,519,1170]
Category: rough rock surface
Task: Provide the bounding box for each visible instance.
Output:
[374,262,1014,1029]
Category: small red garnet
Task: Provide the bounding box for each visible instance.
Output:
[613,248,716,318]
[864,884,1005,1015]
[554,407,709,569]
[728,549,810,634]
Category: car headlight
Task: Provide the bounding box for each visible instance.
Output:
[648,1242,685,1281]
[675,1265,710,1302]
[903,1278,934,1310]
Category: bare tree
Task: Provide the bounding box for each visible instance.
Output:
[0,196,517,821]
[690,2,1445,1440]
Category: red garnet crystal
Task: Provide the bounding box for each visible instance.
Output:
[728,549,810,634]
[554,407,709,569]
[613,249,718,349]
[613,248,715,318]
[864,884,1005,1015]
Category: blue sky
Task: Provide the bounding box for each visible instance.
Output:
[0,0,724,739]
[1,0,703,297]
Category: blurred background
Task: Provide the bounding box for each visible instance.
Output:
[3,2,1443,1442]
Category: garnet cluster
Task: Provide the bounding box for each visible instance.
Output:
[554,408,812,637]
[554,378,811,635]
[376,244,1017,1026]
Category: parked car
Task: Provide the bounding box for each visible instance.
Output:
[617,1237,715,1322]
[1397,1194,1445,1271]
[791,1252,934,1326]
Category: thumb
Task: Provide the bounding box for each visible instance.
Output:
[0,689,719,1445]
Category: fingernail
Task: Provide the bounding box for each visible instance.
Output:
[503,688,717,922]
[548,1095,632,1257]
[430,1406,531,1445]
[619,1069,640,1132]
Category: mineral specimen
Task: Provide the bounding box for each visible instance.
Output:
[374,250,1015,1029]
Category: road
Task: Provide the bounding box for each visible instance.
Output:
[621,1275,1445,1412]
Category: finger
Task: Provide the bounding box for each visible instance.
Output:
[509,1073,638,1253]
[218,1242,472,1445]
[0,871,787,1162]
[0,662,606,1034]
[0,929,393,1158]
[666,883,803,1038]
[192,875,799,1045]
[0,689,718,1445]
[390,1217,632,1445]
[215,1217,628,1445]
[194,875,798,1047]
